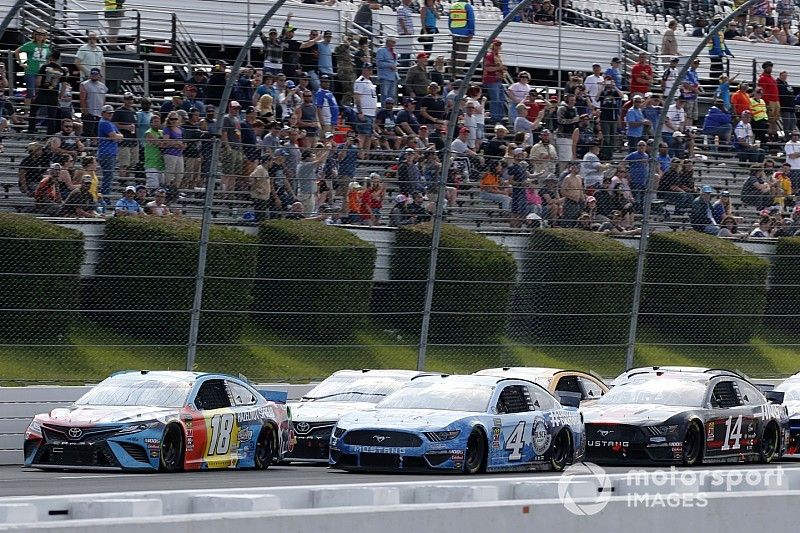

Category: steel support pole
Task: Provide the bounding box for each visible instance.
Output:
[623,0,757,370]
[416,0,535,371]
[186,0,288,370]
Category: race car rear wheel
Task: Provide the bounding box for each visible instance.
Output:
[760,422,780,463]
[682,420,703,467]
[550,429,572,472]
[255,425,274,470]
[160,424,184,473]
[464,429,486,475]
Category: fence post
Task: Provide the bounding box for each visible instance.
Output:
[416,0,536,372]
[186,138,220,371]
[623,0,758,371]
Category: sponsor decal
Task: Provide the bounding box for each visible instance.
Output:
[707,422,715,441]
[550,410,581,428]
[491,427,501,449]
[295,422,311,433]
[493,418,502,428]
[598,430,614,437]
[68,428,83,440]
[454,462,463,469]
[587,441,630,447]
[373,435,389,443]
[236,407,276,423]
[144,438,160,450]
[150,450,159,458]
[533,419,552,455]
[428,442,448,450]
[352,445,406,454]
[450,451,465,461]
[649,436,667,443]
[238,428,254,442]
[757,404,786,420]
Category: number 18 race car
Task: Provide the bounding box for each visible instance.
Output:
[330,374,584,474]
[582,370,788,465]
[24,371,292,472]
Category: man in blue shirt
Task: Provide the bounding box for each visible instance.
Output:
[625,95,649,151]
[115,185,144,217]
[315,75,340,135]
[604,57,623,90]
[376,38,399,104]
[97,104,124,197]
[317,31,335,80]
[624,140,651,207]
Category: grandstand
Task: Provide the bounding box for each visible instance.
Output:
[0,0,798,235]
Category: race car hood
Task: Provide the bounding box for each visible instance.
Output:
[582,404,691,425]
[38,405,179,425]
[289,401,377,424]
[337,408,473,431]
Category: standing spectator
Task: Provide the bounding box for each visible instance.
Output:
[420,0,440,53]
[144,114,166,190]
[317,31,335,81]
[750,87,770,144]
[79,68,108,142]
[507,72,532,125]
[249,157,279,221]
[785,130,800,191]
[734,111,765,163]
[708,14,733,78]
[507,148,533,228]
[241,107,262,178]
[181,109,204,189]
[396,0,415,66]
[354,0,381,33]
[556,93,579,165]
[104,0,125,45]
[584,64,605,109]
[182,84,205,115]
[74,32,105,81]
[354,63,379,159]
[189,69,209,103]
[376,38,400,104]
[732,82,751,118]
[759,61,780,139]
[299,31,323,91]
[293,90,321,145]
[680,59,701,127]
[15,27,50,106]
[661,57,680,97]
[281,15,302,80]
[112,92,138,181]
[334,34,355,105]
[598,77,622,160]
[630,53,654,96]
[482,39,506,123]
[162,112,185,188]
[560,162,585,227]
[353,36,372,72]
[623,140,650,206]
[448,0,475,79]
[221,101,244,192]
[778,71,795,138]
[661,19,682,57]
[572,113,599,160]
[624,95,649,152]
[135,98,153,159]
[404,53,431,98]
[97,105,124,197]
[604,57,623,91]
[664,96,686,155]
[261,28,284,76]
[316,75,339,137]
[29,51,65,135]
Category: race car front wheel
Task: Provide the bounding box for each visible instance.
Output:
[160,424,185,473]
[682,421,703,467]
[464,429,486,475]
[550,429,572,472]
[760,422,780,463]
[255,425,274,470]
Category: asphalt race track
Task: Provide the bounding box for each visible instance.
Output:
[1,462,798,498]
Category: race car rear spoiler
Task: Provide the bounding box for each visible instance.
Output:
[258,389,288,403]
[556,391,582,408]
[765,390,785,404]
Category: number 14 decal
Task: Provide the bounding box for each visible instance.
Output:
[720,415,743,451]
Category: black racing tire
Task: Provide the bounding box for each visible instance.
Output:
[682,420,703,467]
[255,425,274,470]
[550,429,572,472]
[760,422,780,464]
[159,424,184,473]
[464,428,486,475]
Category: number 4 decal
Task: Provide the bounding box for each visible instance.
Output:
[208,413,235,455]
[505,421,526,461]
[721,414,743,451]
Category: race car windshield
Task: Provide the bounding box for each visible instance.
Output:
[302,375,408,403]
[597,379,707,407]
[775,381,800,401]
[76,378,193,407]
[377,382,493,412]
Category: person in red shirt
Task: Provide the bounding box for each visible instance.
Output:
[482,39,506,123]
[731,82,752,118]
[758,61,780,138]
[630,52,654,96]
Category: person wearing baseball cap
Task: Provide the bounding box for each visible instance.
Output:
[354,61,379,158]
[404,52,431,98]
[97,103,124,198]
[114,185,144,217]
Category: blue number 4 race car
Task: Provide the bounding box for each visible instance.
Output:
[330,374,585,473]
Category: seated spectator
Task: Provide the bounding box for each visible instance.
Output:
[749,214,774,237]
[581,143,608,193]
[146,188,174,217]
[741,165,774,210]
[734,111,765,163]
[690,185,719,235]
[771,163,794,210]
[61,175,97,217]
[717,215,742,238]
[375,98,401,149]
[479,160,511,212]
[33,166,63,215]
[703,100,733,147]
[406,191,430,223]
[658,159,694,216]
[712,190,733,222]
[19,142,48,196]
[388,194,411,226]
[560,162,585,227]
[115,185,144,217]
[346,181,364,223]
[775,205,800,236]
[598,210,641,235]
[285,201,305,220]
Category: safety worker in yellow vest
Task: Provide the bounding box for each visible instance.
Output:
[448,1,475,79]
[749,87,769,144]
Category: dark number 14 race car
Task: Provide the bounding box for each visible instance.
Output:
[582,371,788,465]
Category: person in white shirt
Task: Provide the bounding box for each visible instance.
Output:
[661,57,680,96]
[784,130,800,188]
[353,63,378,158]
[581,143,608,190]
[506,71,532,124]
[74,32,105,81]
[664,96,687,155]
[584,63,605,109]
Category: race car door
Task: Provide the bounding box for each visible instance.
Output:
[491,383,540,468]
[192,378,239,469]
[705,379,759,460]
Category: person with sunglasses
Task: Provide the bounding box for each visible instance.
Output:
[15,27,50,106]
[74,31,105,81]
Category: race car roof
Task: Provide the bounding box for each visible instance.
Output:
[411,373,542,388]
[473,367,563,380]
[328,369,431,380]
[109,370,233,383]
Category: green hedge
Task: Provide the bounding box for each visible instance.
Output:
[640,231,769,344]
[88,217,257,343]
[383,223,517,343]
[0,214,84,341]
[251,220,376,342]
[766,237,800,335]
[510,229,636,345]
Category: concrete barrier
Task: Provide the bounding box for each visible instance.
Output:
[68,499,163,520]
[190,495,280,514]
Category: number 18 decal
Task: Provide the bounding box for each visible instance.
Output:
[720,414,743,451]
[208,413,235,455]
[505,421,526,461]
